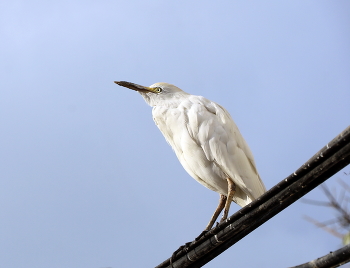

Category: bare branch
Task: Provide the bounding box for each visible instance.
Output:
[320,185,350,226]
[301,198,332,207]
[303,215,343,238]
[303,174,350,230]
[338,179,350,193]
[289,244,350,268]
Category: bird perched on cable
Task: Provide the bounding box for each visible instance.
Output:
[115,81,266,231]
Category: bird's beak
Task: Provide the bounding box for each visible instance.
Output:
[114,81,159,93]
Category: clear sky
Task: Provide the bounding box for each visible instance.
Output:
[1,1,350,267]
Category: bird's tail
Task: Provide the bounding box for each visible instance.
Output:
[232,187,255,207]
[233,173,266,207]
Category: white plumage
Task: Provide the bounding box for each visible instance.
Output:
[115,81,266,230]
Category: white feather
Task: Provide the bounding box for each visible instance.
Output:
[140,82,266,208]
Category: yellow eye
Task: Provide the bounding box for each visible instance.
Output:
[155,87,162,93]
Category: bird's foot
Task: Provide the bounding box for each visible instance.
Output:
[195,230,208,241]
[170,241,193,268]
[169,231,208,267]
[219,214,228,223]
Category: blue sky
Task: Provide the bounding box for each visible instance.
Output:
[1,1,350,267]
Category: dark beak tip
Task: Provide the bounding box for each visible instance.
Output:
[113,81,147,92]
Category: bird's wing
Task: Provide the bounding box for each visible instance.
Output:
[186,96,266,200]
[152,103,228,193]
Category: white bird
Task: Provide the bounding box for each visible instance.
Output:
[115,81,266,231]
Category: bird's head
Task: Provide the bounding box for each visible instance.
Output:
[114,81,188,107]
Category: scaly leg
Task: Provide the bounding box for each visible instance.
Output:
[220,177,236,223]
[204,194,227,231]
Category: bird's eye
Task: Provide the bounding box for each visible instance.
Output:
[154,87,162,93]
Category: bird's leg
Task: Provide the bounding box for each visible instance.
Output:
[172,194,228,259]
[220,177,236,223]
[204,194,227,231]
[171,192,229,266]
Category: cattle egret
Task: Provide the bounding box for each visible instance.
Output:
[115,81,266,231]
